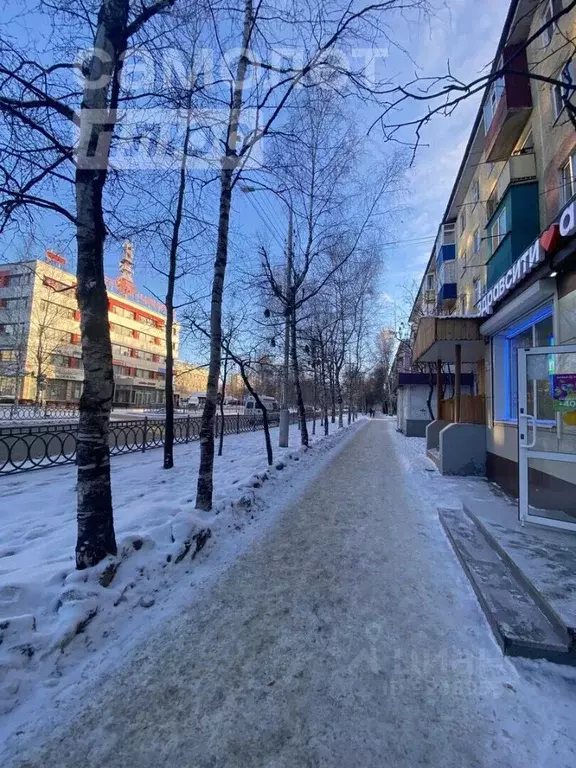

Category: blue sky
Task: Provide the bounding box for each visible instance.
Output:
[1,0,511,347]
[377,0,509,325]
[229,0,511,331]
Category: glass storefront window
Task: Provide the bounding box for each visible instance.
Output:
[496,304,555,422]
[508,328,533,420]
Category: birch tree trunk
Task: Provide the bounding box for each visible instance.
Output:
[196,167,232,508]
[195,0,253,510]
[164,116,191,470]
[75,0,175,567]
[336,368,344,428]
[329,362,336,424]
[74,0,133,568]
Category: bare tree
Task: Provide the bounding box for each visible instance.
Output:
[194,0,429,510]
[0,0,179,567]
[375,0,576,152]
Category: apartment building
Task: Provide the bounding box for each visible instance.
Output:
[0,248,179,407]
[173,361,208,404]
[409,0,576,530]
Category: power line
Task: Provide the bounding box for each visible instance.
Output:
[244,194,286,251]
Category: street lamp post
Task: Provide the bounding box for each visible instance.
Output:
[241,185,292,447]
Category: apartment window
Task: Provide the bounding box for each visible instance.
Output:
[51,353,69,367]
[140,315,156,327]
[473,277,484,308]
[0,296,28,311]
[425,273,434,291]
[0,323,23,337]
[459,206,467,234]
[483,77,505,132]
[110,323,133,338]
[112,343,131,357]
[473,229,481,254]
[112,305,135,320]
[1,273,31,288]
[0,350,15,361]
[543,0,559,46]
[46,380,68,401]
[43,277,71,292]
[560,150,576,205]
[42,300,75,320]
[553,59,575,119]
[486,186,498,220]
[489,208,507,255]
[472,180,480,205]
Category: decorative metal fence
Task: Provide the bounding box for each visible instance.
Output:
[0,405,80,421]
[0,404,241,421]
[0,412,300,476]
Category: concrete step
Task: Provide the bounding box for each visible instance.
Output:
[464,502,576,644]
[426,448,440,468]
[439,507,574,664]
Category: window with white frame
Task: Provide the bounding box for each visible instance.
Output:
[493,305,555,422]
[425,273,434,291]
[486,186,498,220]
[561,150,576,205]
[473,277,483,307]
[553,59,575,120]
[483,77,505,133]
[473,229,481,254]
[472,180,480,205]
[489,208,507,255]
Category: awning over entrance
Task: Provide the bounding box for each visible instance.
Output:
[413,316,485,363]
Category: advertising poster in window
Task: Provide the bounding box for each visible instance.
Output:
[552,374,576,413]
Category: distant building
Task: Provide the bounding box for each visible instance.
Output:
[174,362,208,402]
[0,246,179,406]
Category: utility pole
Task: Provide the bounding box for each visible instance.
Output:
[279,206,293,448]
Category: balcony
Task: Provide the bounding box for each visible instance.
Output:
[485,180,539,290]
[492,151,536,204]
[413,316,484,364]
[483,46,532,163]
[437,259,457,303]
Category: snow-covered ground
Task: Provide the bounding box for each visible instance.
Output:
[0,416,360,730]
[3,417,575,767]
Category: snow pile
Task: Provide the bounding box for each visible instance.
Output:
[0,417,362,719]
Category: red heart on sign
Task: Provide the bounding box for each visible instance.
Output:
[540,223,561,254]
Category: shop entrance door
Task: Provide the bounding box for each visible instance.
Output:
[518,345,576,531]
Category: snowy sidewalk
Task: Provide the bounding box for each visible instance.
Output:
[4,419,576,766]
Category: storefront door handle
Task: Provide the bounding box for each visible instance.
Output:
[524,413,537,448]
